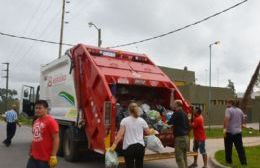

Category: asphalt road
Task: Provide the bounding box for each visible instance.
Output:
[0,123,180,168]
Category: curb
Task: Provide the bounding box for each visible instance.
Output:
[209,154,230,168]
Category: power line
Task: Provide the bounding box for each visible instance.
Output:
[7,0,46,63]
[12,9,64,67]
[0,31,74,46]
[108,0,248,48]
[0,0,248,49]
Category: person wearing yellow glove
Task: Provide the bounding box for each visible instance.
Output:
[49,156,58,168]
[110,102,152,168]
[26,100,60,168]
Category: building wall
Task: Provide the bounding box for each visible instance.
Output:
[179,84,234,125]
[159,66,195,86]
[160,66,253,125]
[251,96,260,123]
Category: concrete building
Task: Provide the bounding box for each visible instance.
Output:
[160,66,260,124]
[159,66,195,86]
[160,66,235,125]
[179,84,234,125]
[251,96,260,123]
[237,91,260,123]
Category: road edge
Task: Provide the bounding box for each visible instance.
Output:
[209,153,230,168]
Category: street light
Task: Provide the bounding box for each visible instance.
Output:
[88,22,102,47]
[208,41,220,130]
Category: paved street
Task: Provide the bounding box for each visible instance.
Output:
[1,122,260,168]
[0,123,181,168]
[0,123,105,168]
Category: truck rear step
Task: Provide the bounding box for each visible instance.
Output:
[118,151,198,164]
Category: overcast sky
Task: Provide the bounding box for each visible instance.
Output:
[0,0,259,94]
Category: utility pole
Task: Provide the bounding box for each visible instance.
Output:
[98,28,102,47]
[2,62,9,111]
[58,0,66,58]
[208,41,220,131]
[88,22,102,47]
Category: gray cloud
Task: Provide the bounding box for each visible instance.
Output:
[0,0,259,93]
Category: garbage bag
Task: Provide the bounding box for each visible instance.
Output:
[144,135,164,153]
[141,103,150,113]
[147,110,161,121]
[138,107,144,116]
[153,120,171,132]
[105,150,119,168]
[166,110,174,121]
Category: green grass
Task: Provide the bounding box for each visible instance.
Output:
[215,145,260,168]
[18,115,33,126]
[205,128,260,139]
[0,114,32,126]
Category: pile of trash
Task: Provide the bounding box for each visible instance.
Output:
[115,102,174,153]
[116,103,174,133]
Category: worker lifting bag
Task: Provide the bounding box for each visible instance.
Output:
[105,150,119,168]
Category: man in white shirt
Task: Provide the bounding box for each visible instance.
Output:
[224,100,247,166]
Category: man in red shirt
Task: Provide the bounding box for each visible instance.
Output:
[26,100,59,168]
[189,107,207,168]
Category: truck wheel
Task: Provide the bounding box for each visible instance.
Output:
[63,127,80,162]
[57,126,64,157]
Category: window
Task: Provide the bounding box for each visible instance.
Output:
[192,103,205,112]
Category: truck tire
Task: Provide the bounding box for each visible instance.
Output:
[63,127,80,161]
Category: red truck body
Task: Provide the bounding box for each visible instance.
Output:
[69,44,191,154]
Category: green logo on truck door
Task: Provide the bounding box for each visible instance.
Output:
[58,91,75,106]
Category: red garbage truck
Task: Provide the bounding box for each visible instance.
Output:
[20,44,192,163]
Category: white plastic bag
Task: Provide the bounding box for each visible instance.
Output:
[105,150,119,168]
[144,135,164,153]
[141,103,150,113]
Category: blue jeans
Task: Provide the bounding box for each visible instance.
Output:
[26,157,49,168]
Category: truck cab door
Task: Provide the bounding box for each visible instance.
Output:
[20,85,35,117]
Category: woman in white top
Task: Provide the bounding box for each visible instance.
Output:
[110,102,151,168]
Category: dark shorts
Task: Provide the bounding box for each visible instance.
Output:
[26,157,49,168]
[193,140,206,155]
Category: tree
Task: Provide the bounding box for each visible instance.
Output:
[0,88,18,100]
[255,73,260,90]
[227,79,236,95]
[241,61,260,113]
[0,88,18,113]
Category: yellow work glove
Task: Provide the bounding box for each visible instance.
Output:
[49,156,58,168]
[110,144,117,152]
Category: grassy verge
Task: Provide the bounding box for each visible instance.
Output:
[0,114,32,126]
[205,127,260,139]
[18,114,33,126]
[215,145,260,168]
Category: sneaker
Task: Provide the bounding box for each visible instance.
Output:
[188,163,198,168]
[202,166,208,168]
